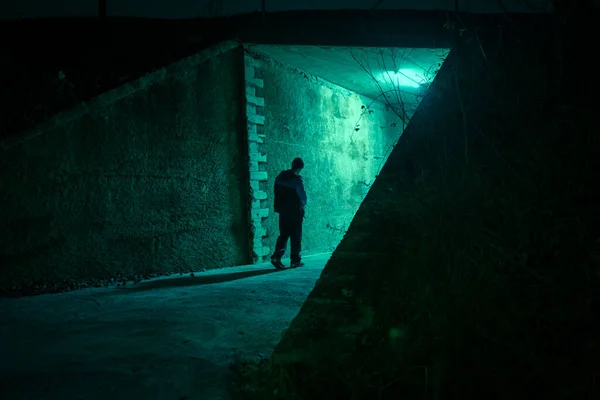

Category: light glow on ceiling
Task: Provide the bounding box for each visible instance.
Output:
[384,68,427,88]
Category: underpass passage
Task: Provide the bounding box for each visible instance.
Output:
[0,254,329,400]
[4,7,594,400]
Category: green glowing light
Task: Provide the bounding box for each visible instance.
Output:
[388,69,427,88]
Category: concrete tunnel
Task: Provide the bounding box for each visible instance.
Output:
[0,30,449,398]
[242,44,449,263]
[0,41,449,289]
[1,7,600,400]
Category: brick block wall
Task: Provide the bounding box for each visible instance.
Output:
[244,52,271,262]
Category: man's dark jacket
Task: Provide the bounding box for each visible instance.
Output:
[274,170,307,215]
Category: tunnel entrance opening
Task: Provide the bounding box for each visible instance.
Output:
[243,44,450,267]
[0,40,451,400]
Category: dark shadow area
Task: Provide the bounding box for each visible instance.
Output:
[0,10,452,138]
[0,355,230,400]
[120,268,285,292]
[235,8,600,400]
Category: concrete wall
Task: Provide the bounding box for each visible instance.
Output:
[255,55,401,257]
[0,0,553,19]
[0,45,250,296]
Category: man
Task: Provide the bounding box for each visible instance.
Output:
[271,157,307,269]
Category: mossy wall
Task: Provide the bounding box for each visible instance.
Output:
[0,47,250,296]
[260,58,401,256]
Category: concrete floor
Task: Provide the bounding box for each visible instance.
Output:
[0,253,330,400]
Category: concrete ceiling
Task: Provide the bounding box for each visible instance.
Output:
[1,0,557,19]
[249,44,450,115]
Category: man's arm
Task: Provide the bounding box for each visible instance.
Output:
[296,177,307,207]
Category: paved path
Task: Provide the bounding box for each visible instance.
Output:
[0,254,330,400]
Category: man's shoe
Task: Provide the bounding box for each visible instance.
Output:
[290,261,305,268]
[271,257,285,269]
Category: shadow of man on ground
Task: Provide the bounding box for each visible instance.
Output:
[120,268,286,293]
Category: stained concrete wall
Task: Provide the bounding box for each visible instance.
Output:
[0,45,250,296]
[258,57,401,256]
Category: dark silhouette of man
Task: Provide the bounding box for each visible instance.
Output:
[271,157,307,269]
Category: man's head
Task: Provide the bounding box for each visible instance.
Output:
[291,157,304,175]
